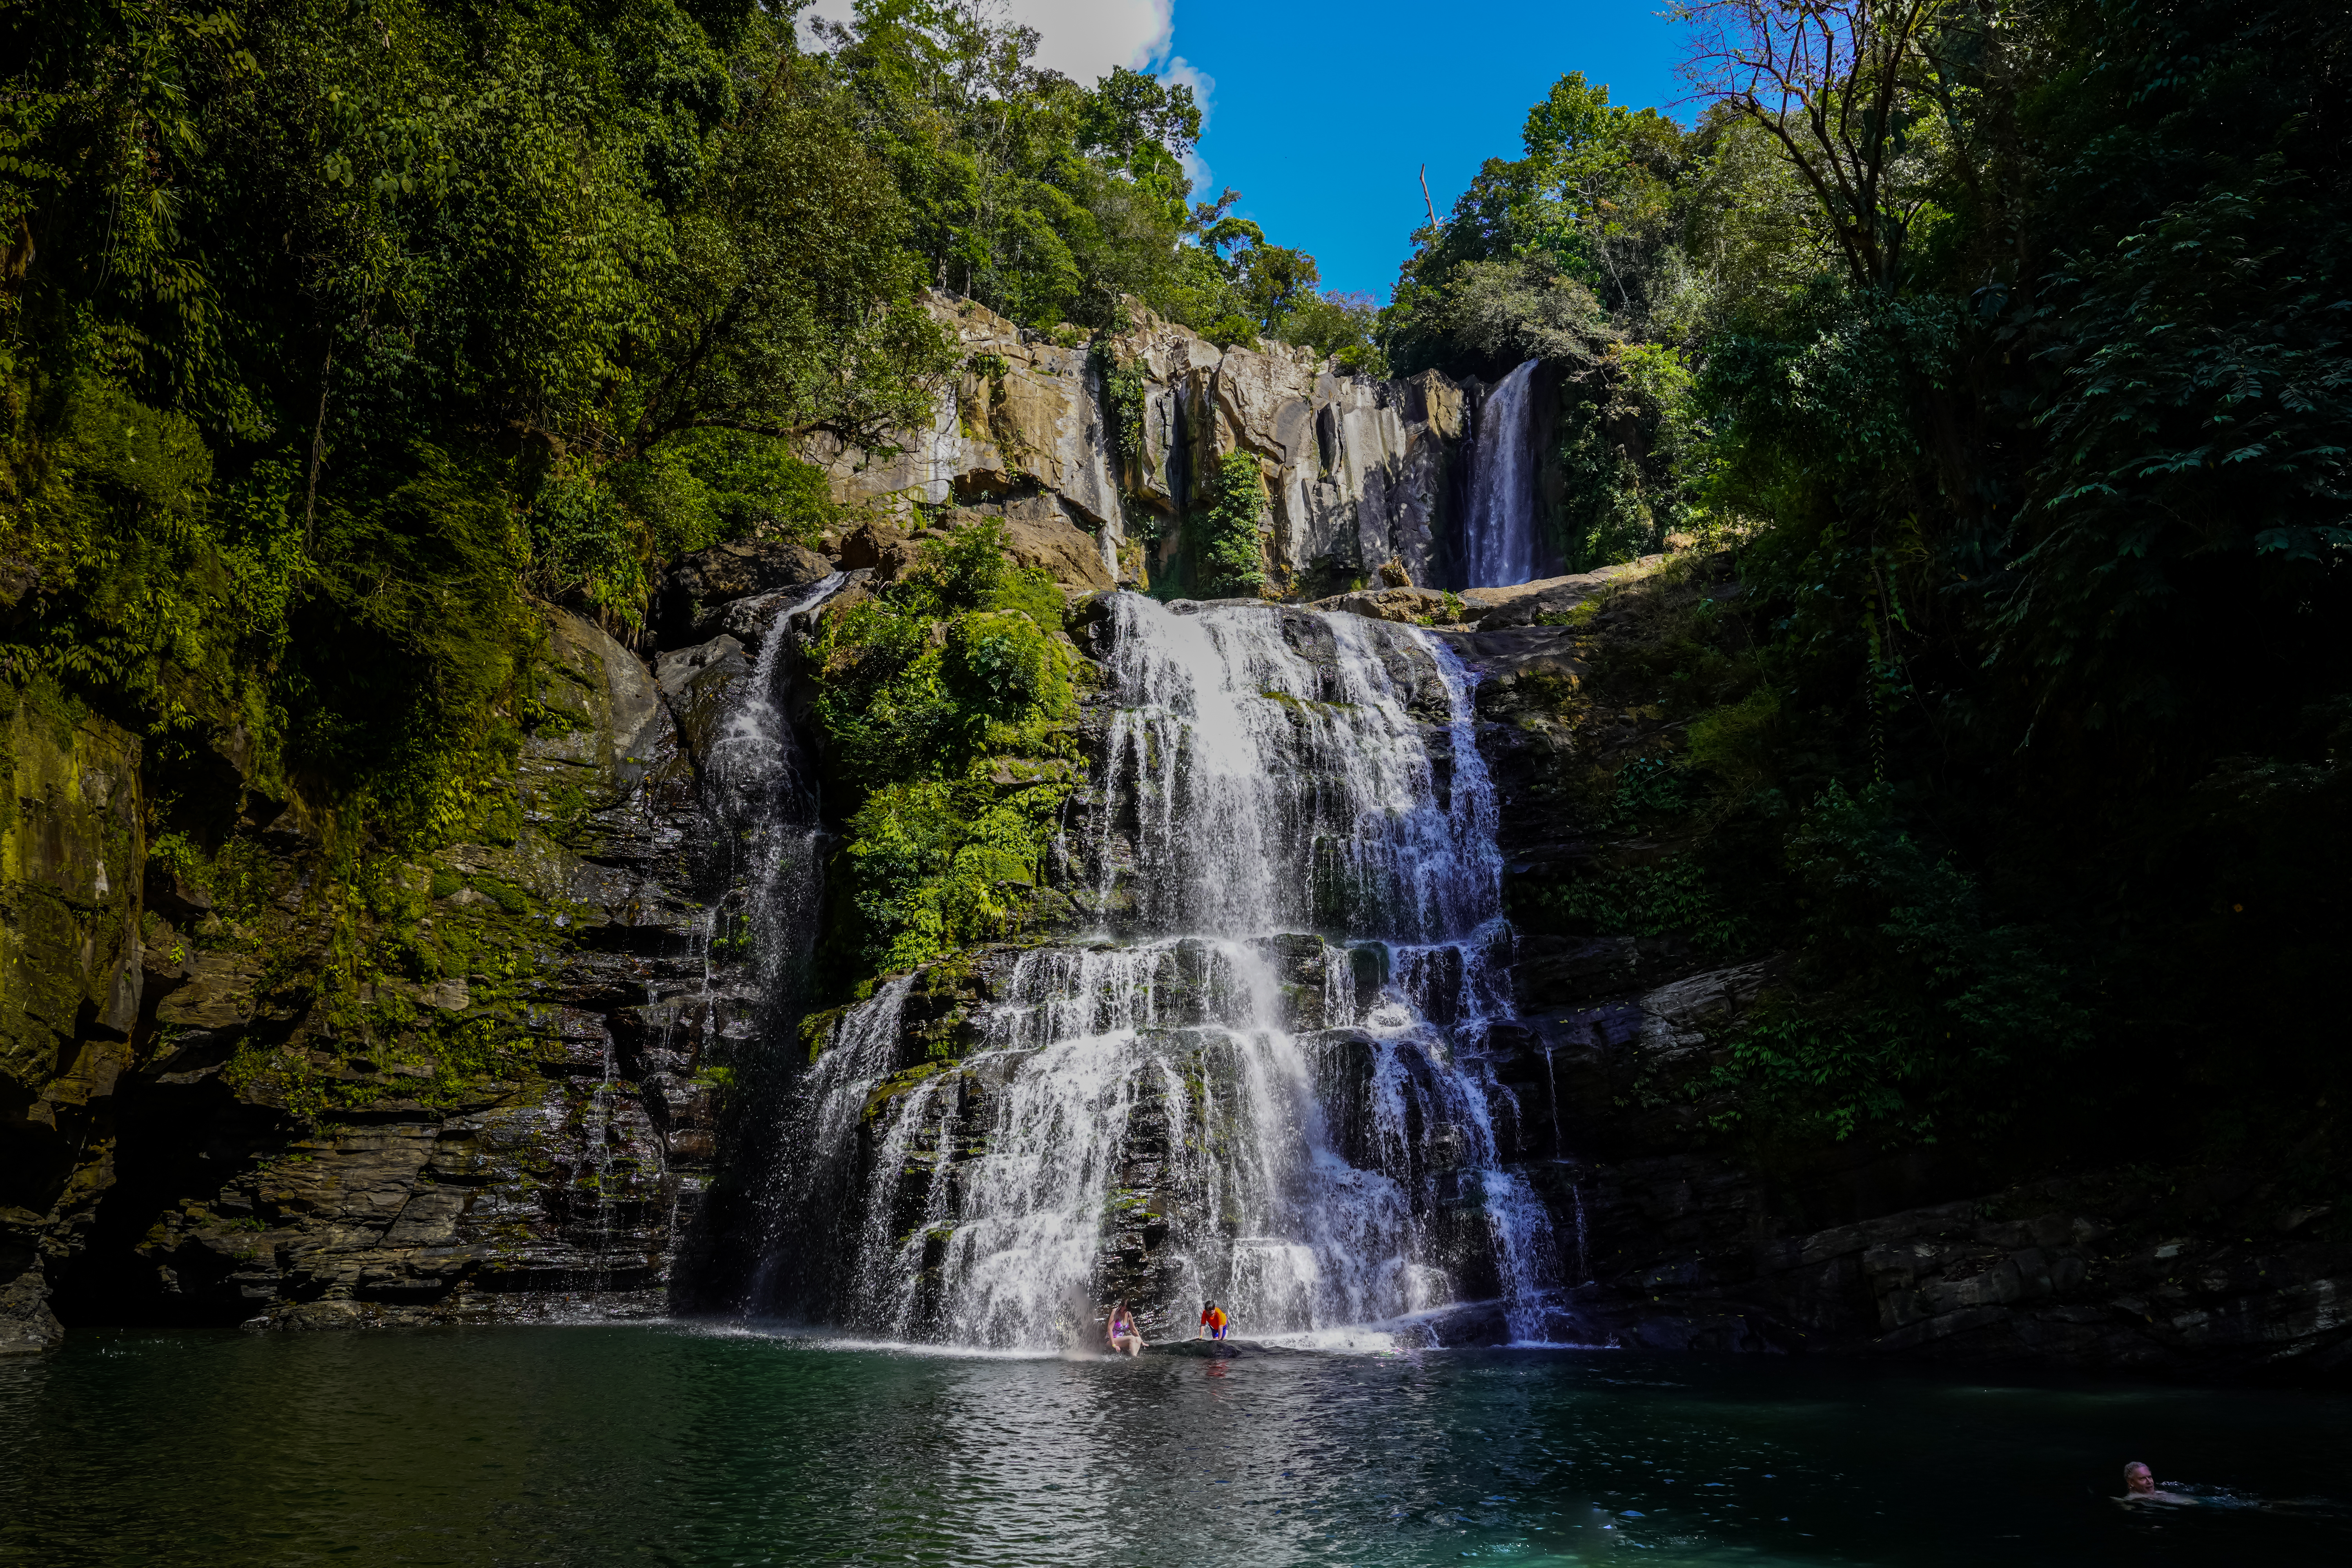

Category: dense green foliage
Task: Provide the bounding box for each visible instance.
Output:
[810,519,1079,982]
[1190,452,1270,599]
[2,0,933,841]
[1491,0,2352,1177]
[0,0,1359,859]
[10,0,2343,1193]
[804,3,1376,357]
[1381,72,1797,568]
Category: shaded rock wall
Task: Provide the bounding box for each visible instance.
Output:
[0,691,146,1350]
[20,508,2343,1380]
[4,609,742,1348]
[1470,955,2352,1376]
[1433,597,2352,1379]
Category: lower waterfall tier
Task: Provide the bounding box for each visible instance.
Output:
[762,932,1569,1349]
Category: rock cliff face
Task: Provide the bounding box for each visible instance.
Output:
[0,692,146,1351]
[2,610,734,1348]
[719,572,2352,1376]
[1430,612,2352,1378]
[802,294,1470,595]
[1465,943,2352,1373]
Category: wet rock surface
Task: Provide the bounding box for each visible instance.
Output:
[17,488,2343,1381]
[760,584,2352,1378]
[1458,557,1662,630]
[8,607,744,1344]
[660,541,834,643]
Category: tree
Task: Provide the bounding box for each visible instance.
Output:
[1517,73,1688,314]
[1679,0,1960,290]
[621,54,953,458]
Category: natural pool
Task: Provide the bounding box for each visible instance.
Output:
[3,1325,2347,1567]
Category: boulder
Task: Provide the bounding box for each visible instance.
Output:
[710,591,802,650]
[954,498,1113,592]
[1432,623,1590,686]
[668,539,832,604]
[837,521,924,583]
[1308,586,1453,625]
[1463,557,1664,630]
[529,609,671,793]
[659,540,833,644]
[653,635,752,775]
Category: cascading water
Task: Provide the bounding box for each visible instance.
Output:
[1461,359,1541,588]
[705,573,849,1002]
[766,593,1563,1348]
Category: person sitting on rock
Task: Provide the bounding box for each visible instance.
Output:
[1198,1299,1230,1341]
[2119,1463,2193,1504]
[1107,1301,1144,1357]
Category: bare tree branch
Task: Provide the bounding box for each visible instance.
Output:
[1679,0,1962,290]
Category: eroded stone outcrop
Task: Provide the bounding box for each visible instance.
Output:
[801,293,1470,597]
[1432,558,2352,1376]
[0,692,145,1350]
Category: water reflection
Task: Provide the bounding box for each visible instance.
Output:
[2,1325,2348,1566]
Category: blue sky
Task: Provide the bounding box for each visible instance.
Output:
[1169,0,1694,299]
[802,0,1695,303]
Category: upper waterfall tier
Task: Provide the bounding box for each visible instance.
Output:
[1072,594,1501,943]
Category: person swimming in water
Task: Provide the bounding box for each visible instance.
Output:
[1107,1301,1144,1357]
[2119,1462,2195,1505]
[1198,1300,1229,1341]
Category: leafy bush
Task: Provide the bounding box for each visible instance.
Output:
[1278,290,1385,376]
[1098,355,1149,465]
[845,777,1073,977]
[810,519,1081,982]
[1191,452,1267,599]
[1715,783,2091,1144]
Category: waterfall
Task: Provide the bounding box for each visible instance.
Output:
[1461,360,1541,588]
[706,573,848,1003]
[765,594,1560,1348]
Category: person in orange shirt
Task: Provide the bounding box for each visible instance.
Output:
[1198,1299,1229,1340]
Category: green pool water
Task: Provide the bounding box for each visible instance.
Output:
[3,1324,2347,1566]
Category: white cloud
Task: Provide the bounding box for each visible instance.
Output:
[1016,0,1174,80]
[1156,54,1216,191]
[1156,53,1213,100]
[798,1,1213,187]
[799,1,1171,82]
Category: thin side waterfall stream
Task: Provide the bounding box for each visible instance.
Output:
[760,593,1567,1349]
[1461,359,1541,588]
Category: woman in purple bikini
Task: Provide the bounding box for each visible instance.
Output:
[1106,1301,1144,1357]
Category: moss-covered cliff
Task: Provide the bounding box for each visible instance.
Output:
[0,604,737,1348]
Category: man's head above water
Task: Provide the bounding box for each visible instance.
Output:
[2124,1463,2156,1495]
